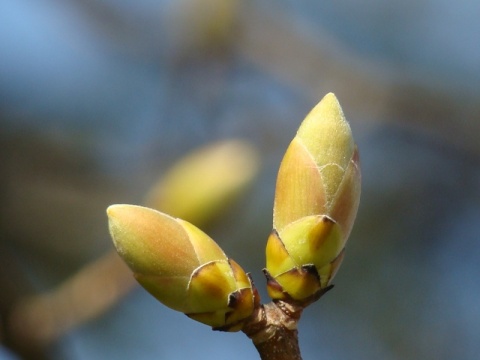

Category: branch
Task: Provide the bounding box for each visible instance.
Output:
[243,301,304,360]
[5,251,136,356]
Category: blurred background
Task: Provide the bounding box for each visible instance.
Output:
[1,0,479,359]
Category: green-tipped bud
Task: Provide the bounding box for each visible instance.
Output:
[107,204,256,331]
[265,93,361,303]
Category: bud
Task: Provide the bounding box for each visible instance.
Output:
[144,140,259,227]
[265,93,361,303]
[107,204,256,331]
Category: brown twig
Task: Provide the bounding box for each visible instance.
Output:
[243,300,304,360]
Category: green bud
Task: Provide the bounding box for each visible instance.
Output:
[107,204,256,331]
[265,93,361,303]
[144,139,259,227]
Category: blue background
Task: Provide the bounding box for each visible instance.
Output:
[1,1,479,359]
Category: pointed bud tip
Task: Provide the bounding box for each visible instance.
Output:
[107,204,152,222]
[301,92,348,134]
[106,204,116,216]
[321,92,341,108]
[106,204,150,245]
[106,204,126,220]
[323,92,339,104]
[296,92,354,173]
[106,204,139,261]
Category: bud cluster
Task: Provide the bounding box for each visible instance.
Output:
[107,93,360,332]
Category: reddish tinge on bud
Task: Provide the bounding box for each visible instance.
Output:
[265,93,361,303]
[107,204,257,331]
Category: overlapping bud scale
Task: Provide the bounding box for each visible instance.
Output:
[265,93,361,303]
[107,204,256,331]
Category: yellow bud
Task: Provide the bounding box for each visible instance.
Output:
[144,139,259,227]
[107,204,255,330]
[266,93,361,302]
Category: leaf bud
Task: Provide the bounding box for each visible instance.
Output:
[107,204,256,331]
[265,93,361,303]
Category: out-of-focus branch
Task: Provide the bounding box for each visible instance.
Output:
[237,2,391,116]
[72,0,480,156]
[237,2,480,157]
[5,251,136,357]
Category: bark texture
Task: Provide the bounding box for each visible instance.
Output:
[243,301,304,360]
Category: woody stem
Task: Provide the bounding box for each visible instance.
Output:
[242,301,303,360]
